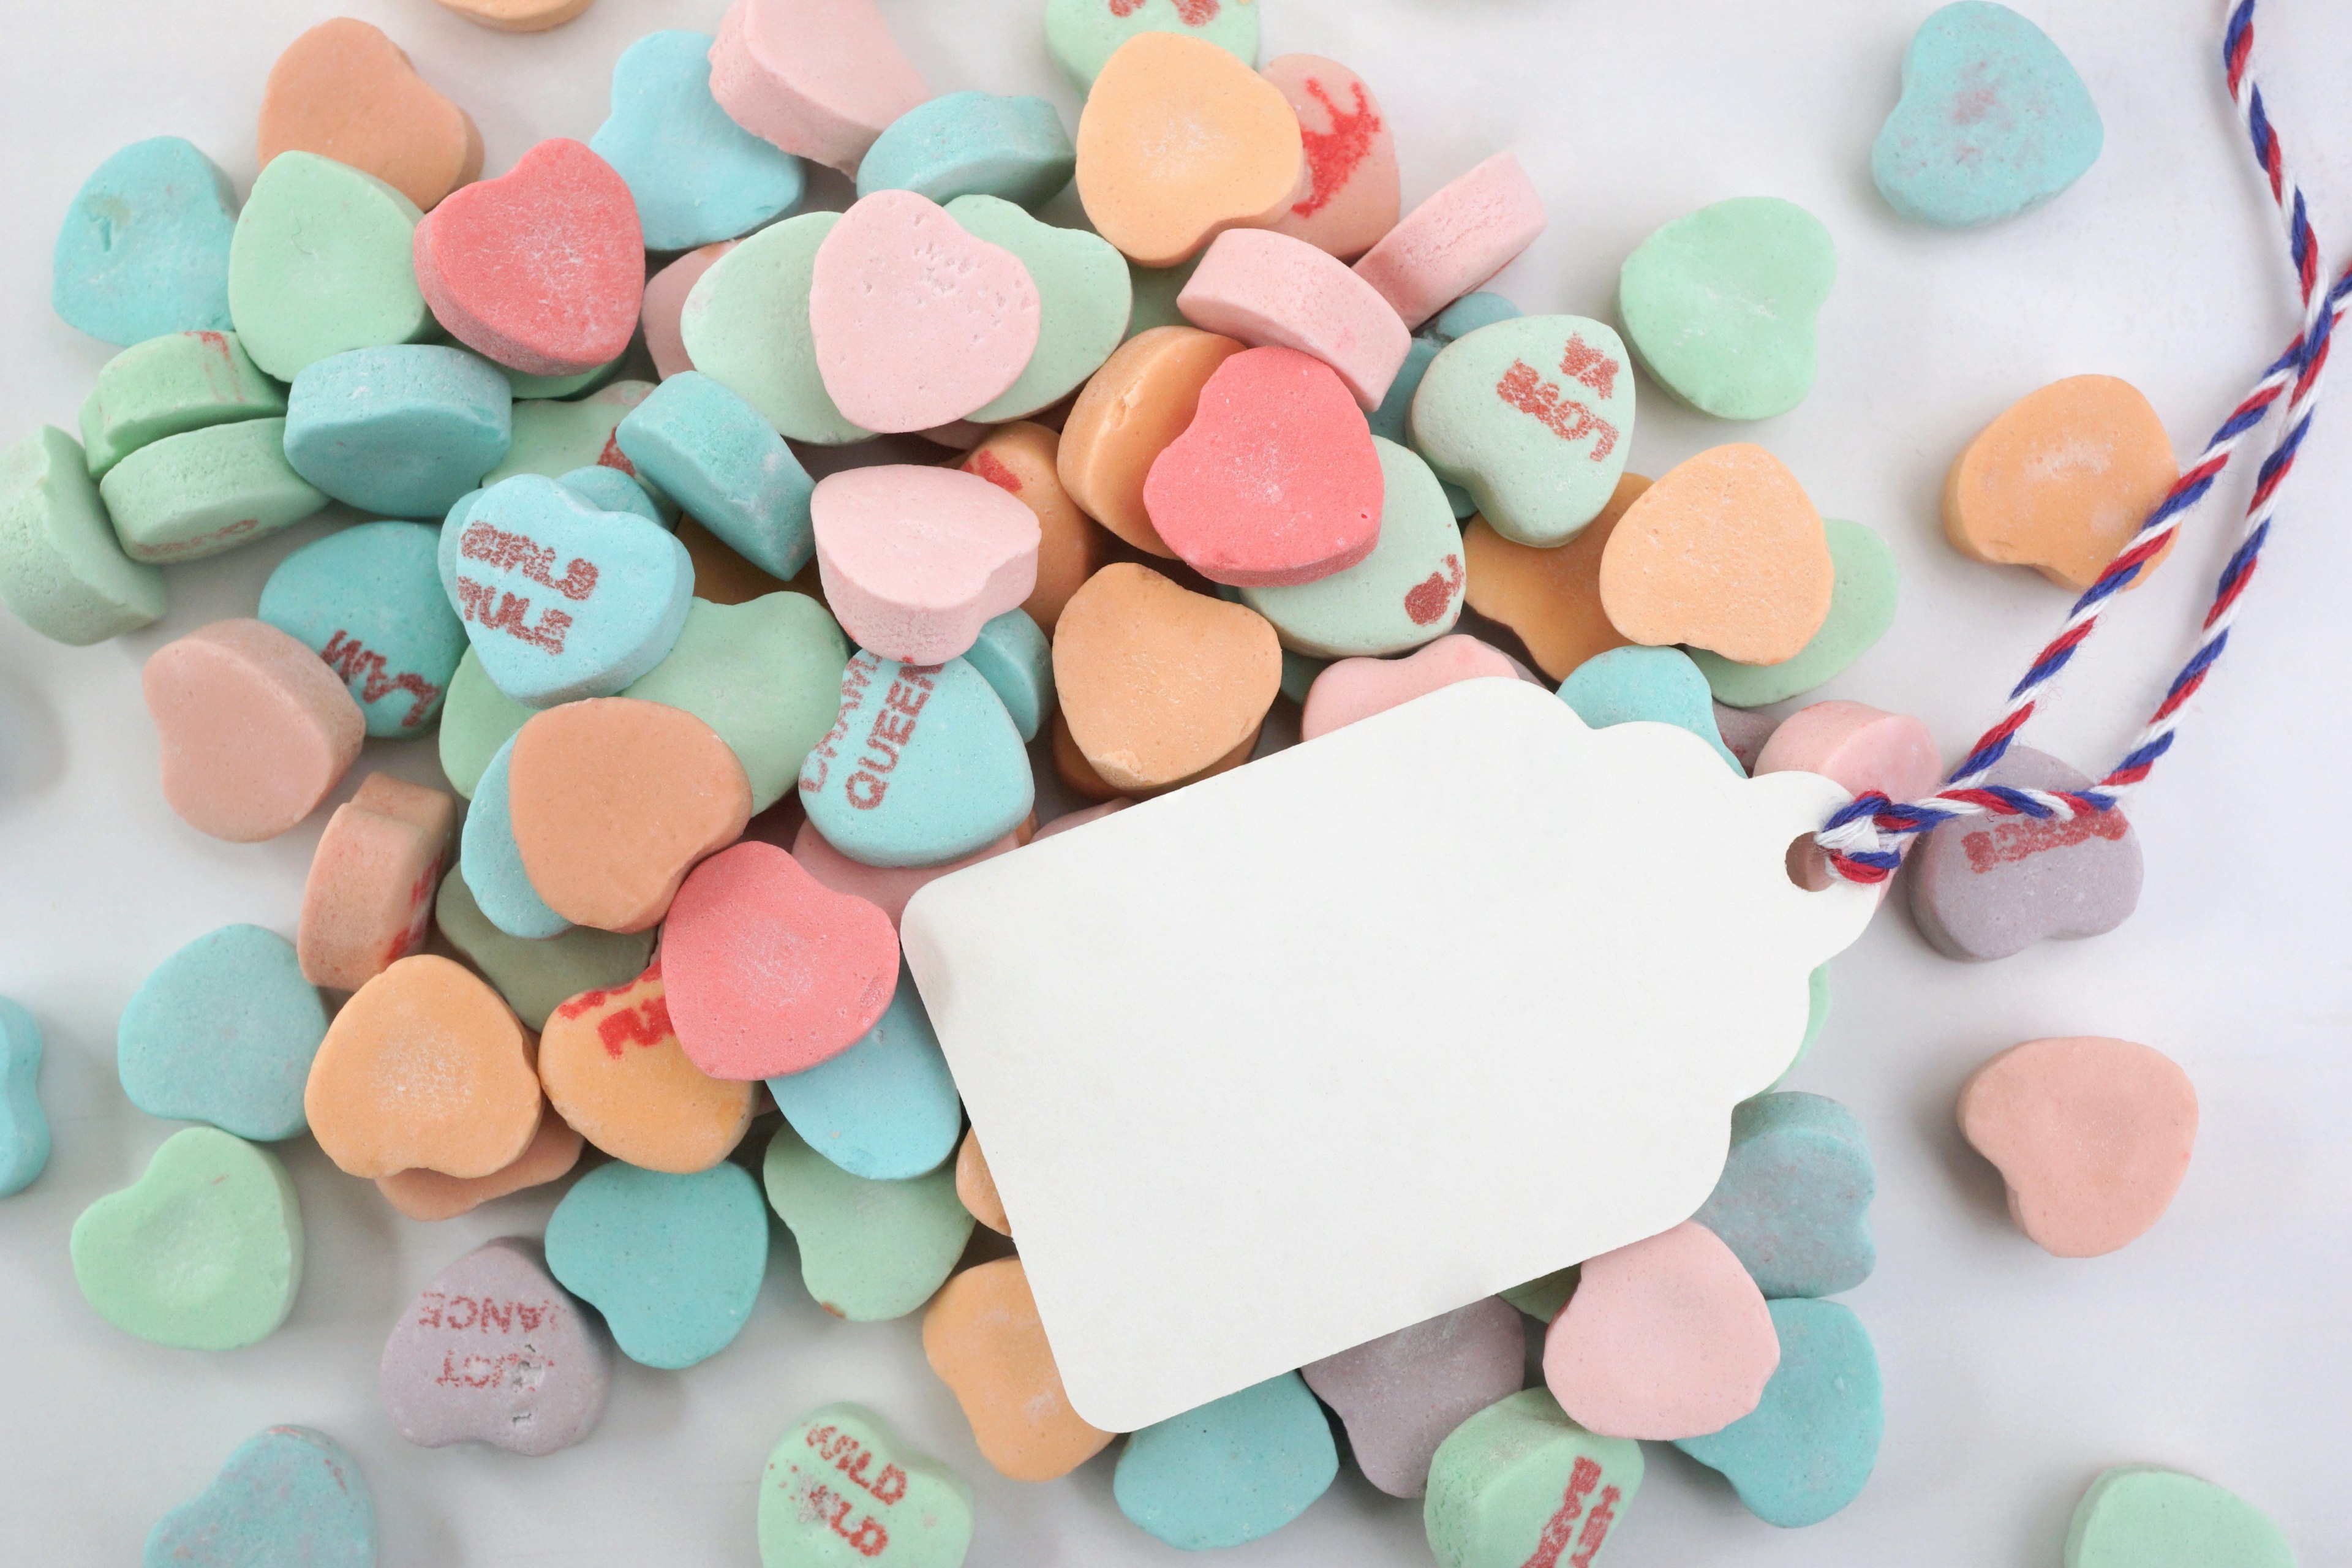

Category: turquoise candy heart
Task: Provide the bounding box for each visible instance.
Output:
[1114,1373,1340,1550]
[1618,197,1836,422]
[589,29,806,252]
[1410,316,1637,547]
[616,371,817,579]
[768,971,962,1180]
[117,925,326,1142]
[799,652,1035,870]
[960,608,1055,742]
[1559,646,1744,774]
[557,464,665,527]
[433,870,652,1031]
[947,195,1131,423]
[1691,1092,1876,1299]
[260,520,467,737]
[1046,0,1260,90]
[282,345,513,518]
[624,593,851,813]
[761,1122,973,1321]
[144,1426,372,1568]
[1245,438,1464,658]
[70,1126,303,1351]
[450,474,694,707]
[1429,291,1521,345]
[53,137,236,345]
[1371,336,1439,446]
[1673,1298,1883,1528]
[1874,2,2104,229]
[2066,1466,2296,1568]
[461,734,571,940]
[0,997,50,1196]
[544,1159,769,1370]
[862,92,1077,210]
[680,213,871,447]
[1692,519,1898,709]
[435,648,530,799]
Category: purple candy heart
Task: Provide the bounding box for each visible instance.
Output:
[1300,1295,1526,1498]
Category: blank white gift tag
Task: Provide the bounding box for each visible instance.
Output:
[901,677,1875,1433]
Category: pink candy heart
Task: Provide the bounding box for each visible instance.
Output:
[1300,633,1528,741]
[811,466,1042,664]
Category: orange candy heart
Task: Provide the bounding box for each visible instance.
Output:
[1463,473,1651,682]
[375,1111,584,1221]
[257,18,483,211]
[538,964,755,1174]
[1058,326,1246,557]
[922,1258,1111,1481]
[959,423,1107,634]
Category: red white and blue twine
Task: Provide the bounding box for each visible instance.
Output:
[1815,0,2352,886]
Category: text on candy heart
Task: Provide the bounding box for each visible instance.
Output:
[1498,336,1621,459]
[799,654,938,813]
[320,629,442,728]
[787,1421,916,1558]
[454,519,601,655]
[1528,1455,1623,1568]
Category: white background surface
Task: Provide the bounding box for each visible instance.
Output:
[1,1,2348,1564]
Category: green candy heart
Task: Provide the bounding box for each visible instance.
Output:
[432,870,653,1031]
[79,330,285,478]
[623,594,850,813]
[1243,438,1464,657]
[483,383,669,514]
[1127,255,1200,339]
[760,1403,974,1568]
[948,195,1131,423]
[70,1126,301,1350]
[1691,519,1896,708]
[761,1123,973,1322]
[435,648,532,799]
[2067,1467,2295,1568]
[1618,196,1836,423]
[1425,1390,1643,1568]
[0,426,166,646]
[681,213,871,447]
[227,151,430,383]
[1045,0,1259,90]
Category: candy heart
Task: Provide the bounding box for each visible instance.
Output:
[484,380,658,486]
[797,652,1036,868]
[957,1130,1010,1235]
[143,1427,372,1568]
[1672,1298,1883,1528]
[1757,699,1940,805]
[680,213,871,445]
[760,1404,976,1568]
[1457,478,1653,682]
[1298,632,1521,742]
[1180,228,1412,410]
[282,345,513,518]
[922,1257,1113,1482]
[707,0,930,174]
[449,475,693,707]
[793,820,1023,930]
[118,924,326,1142]
[761,1121,974,1320]
[1902,744,2143,960]
[1618,197,1835,421]
[1057,325,1245,555]
[1431,292,1523,344]
[1692,519,1898,708]
[961,425,1106,635]
[1046,0,1261,89]
[380,1237,610,1456]
[2065,1466,2296,1568]
[643,242,733,379]
[0,426,168,645]
[228,151,430,383]
[260,520,467,737]
[590,30,805,252]
[0,998,51,1196]
[1262,55,1399,261]
[1242,437,1463,657]
[1944,375,2179,592]
[257,18,484,212]
[1874,2,2104,228]
[1352,152,1545,330]
[286,760,445,1008]
[1145,345,1383,586]
[436,0,598,32]
[97,416,326,565]
[1958,1035,2198,1257]
[304,955,541,1179]
[413,139,644,377]
[1075,32,1304,268]
[1597,443,1834,665]
[1559,646,1744,774]
[462,734,571,940]
[540,963,754,1173]
[141,619,365,843]
[1423,1390,1643,1568]
[375,1113,584,1223]
[812,466,1040,665]
[663,841,900,1080]
[1542,1220,1779,1440]
[1055,563,1281,791]
[616,372,816,582]
[767,971,960,1181]
[862,92,1077,209]
[433,869,651,1030]
[1301,1297,1524,1498]
[946,195,1131,421]
[1411,316,1637,548]
[1691,1092,1876,1298]
[622,593,849,813]
[962,608,1057,741]
[70,1126,301,1350]
[1114,1373,1339,1550]
[53,137,236,345]
[809,191,1041,433]
[544,1158,769,1369]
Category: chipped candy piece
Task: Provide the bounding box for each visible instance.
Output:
[2066,1466,2297,1568]
[922,1258,1112,1482]
[282,344,513,518]
[1057,325,1245,556]
[680,213,870,446]
[1302,1298,1524,1499]
[0,1000,51,1196]
[432,869,651,1030]
[1559,647,1744,774]
[143,1427,372,1568]
[709,0,929,174]
[769,971,962,1181]
[0,426,166,645]
[1693,519,1898,709]
[1461,474,1648,682]
[1299,632,1520,742]
[947,195,1132,423]
[1691,1093,1877,1298]
[257,18,484,213]
[1672,1298,1883,1528]
[1619,197,1836,422]
[812,466,1041,665]
[762,1121,973,1321]
[545,1159,769,1369]
[861,92,1077,210]
[54,137,236,346]
[100,418,328,564]
[961,423,1105,634]
[760,1404,976,1568]
[1114,1374,1339,1550]
[380,1237,609,1456]
[298,774,456,991]
[72,1126,301,1351]
[228,151,429,383]
[1242,437,1463,657]
[590,29,805,252]
[617,372,816,582]
[622,592,850,815]
[1958,1036,2198,1258]
[259,521,466,737]
[1353,152,1544,330]
[540,963,754,1174]
[963,609,1057,742]
[142,619,364,843]
[1047,0,1261,89]
[1180,228,1411,410]
[80,330,284,479]
[1423,1390,1643,1568]
[644,243,734,380]
[1262,55,1399,261]
[375,1112,584,1222]
[791,820,1022,929]
[957,1129,1009,1235]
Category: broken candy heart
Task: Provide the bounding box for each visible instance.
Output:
[1302,1297,1525,1498]
[1423,1390,1643,1568]
[1113,1373,1339,1551]
[1241,437,1464,658]
[1959,1035,2198,1257]
[380,1237,609,1455]
[144,1427,372,1568]
[257,18,484,212]
[760,1404,975,1568]
[1693,518,1899,709]
[2066,1466,2296,1568]
[1558,646,1744,774]
[1618,197,1835,421]
[1690,1092,1877,1298]
[544,1159,769,1369]
[1672,1297,1883,1528]
[812,466,1041,665]
[71,1126,301,1350]
[1299,632,1522,742]
[922,1257,1111,1482]
[761,1121,973,1321]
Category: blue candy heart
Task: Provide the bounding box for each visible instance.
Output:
[1691,1091,1876,1299]
[281,344,513,518]
[0,997,50,1196]
[544,1159,769,1370]
[117,925,326,1142]
[261,520,466,737]
[589,30,805,252]
[768,970,962,1182]
[53,137,237,346]
[1113,1373,1340,1550]
[1558,646,1744,774]
[616,371,815,579]
[143,1426,373,1568]
[962,608,1056,742]
[1674,1298,1884,1528]
[460,735,571,941]
[858,91,1076,209]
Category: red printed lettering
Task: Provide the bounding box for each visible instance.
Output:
[1520,1455,1602,1568]
[966,449,1023,494]
[1558,334,1619,400]
[596,993,674,1058]
[1403,552,1464,625]
[1112,0,1220,18]
[1567,1486,1620,1568]
[1961,810,2127,872]
[1497,359,1619,460]
[800,654,879,794]
[321,630,443,728]
[1293,77,1382,219]
[455,577,575,654]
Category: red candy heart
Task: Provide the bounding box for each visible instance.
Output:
[1142,345,1383,586]
[660,841,900,1081]
[413,138,644,376]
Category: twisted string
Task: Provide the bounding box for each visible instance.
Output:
[1816,0,2350,884]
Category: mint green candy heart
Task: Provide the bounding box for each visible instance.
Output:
[1767,963,1835,1091]
[483,382,666,504]
[1500,1267,1578,1324]
[435,648,530,799]
[682,213,871,447]
[1618,197,1835,422]
[760,1404,974,1568]
[97,417,326,565]
[70,1126,302,1350]
[761,1123,973,1322]
[1245,437,1464,657]
[2067,1466,2296,1568]
[1127,255,1201,339]
[947,195,1130,422]
[1425,1390,1643,1568]
[433,870,653,1031]
[80,330,285,478]
[1046,0,1259,90]
[1410,316,1636,548]
[1692,519,1896,708]
[624,593,851,813]
[227,151,430,383]
[0,426,166,645]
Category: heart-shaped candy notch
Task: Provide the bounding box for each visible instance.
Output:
[70,1126,302,1351]
[379,1237,611,1456]
[1301,1297,1524,1498]
[1618,197,1835,421]
[759,1403,976,1567]
[413,138,644,377]
[812,466,1041,665]
[257,18,484,212]
[2065,1466,2296,1568]
[808,190,1042,433]
[144,1427,374,1568]
[1691,1092,1877,1298]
